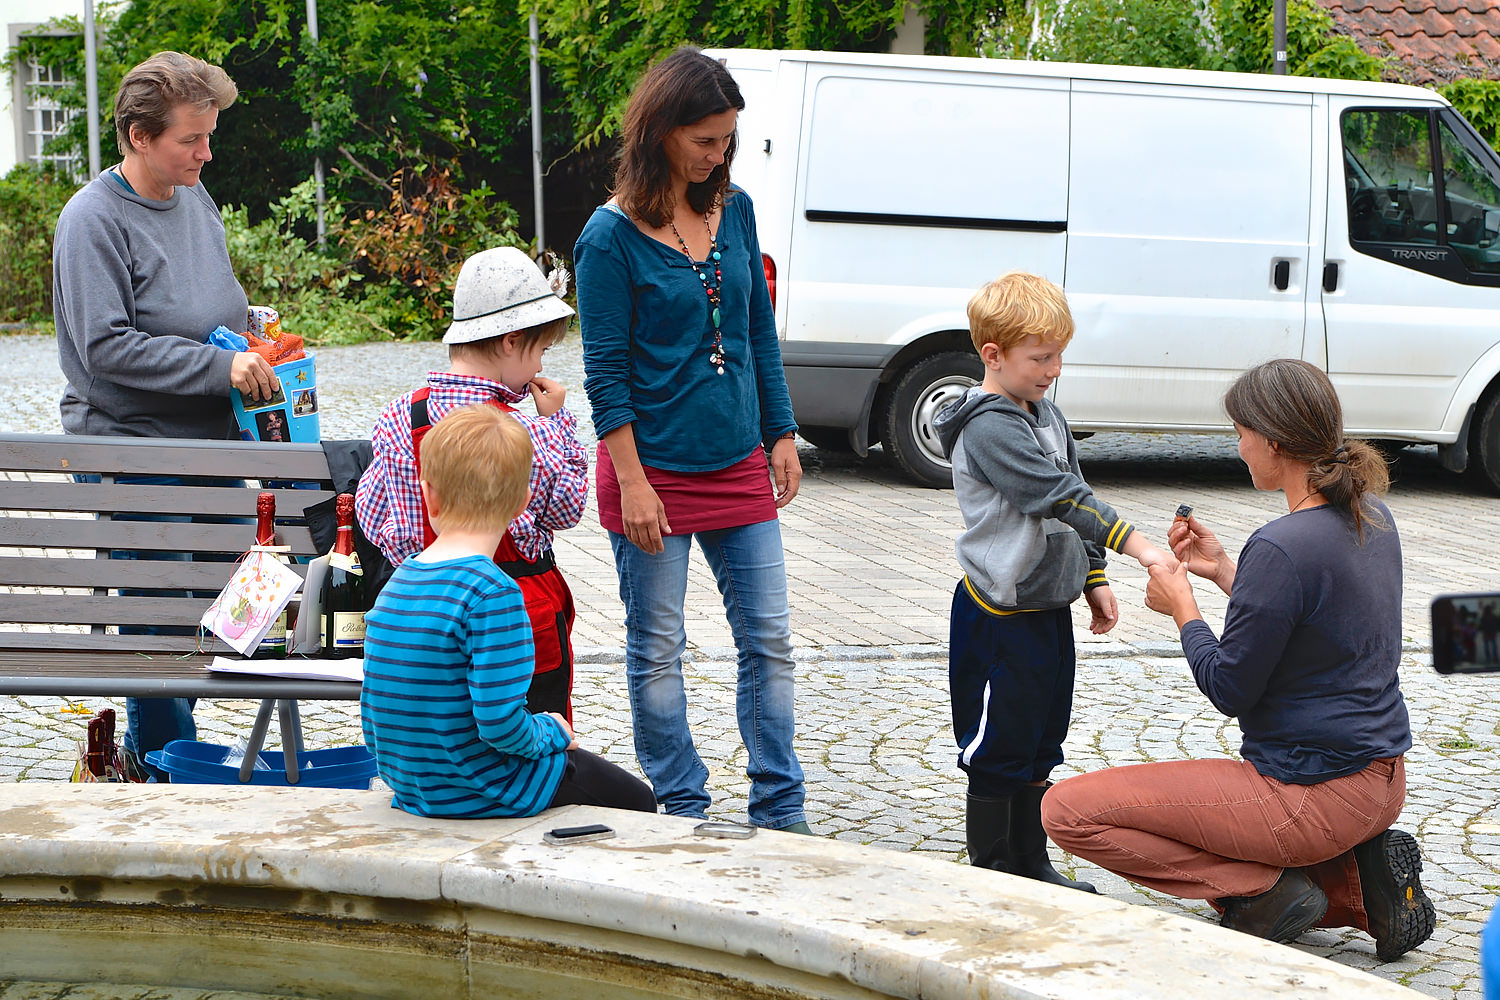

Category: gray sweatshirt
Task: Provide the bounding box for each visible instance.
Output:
[935,387,1133,611]
[53,170,248,439]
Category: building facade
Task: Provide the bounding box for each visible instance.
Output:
[3,1,86,178]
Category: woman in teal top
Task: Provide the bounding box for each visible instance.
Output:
[574,47,809,832]
[576,189,794,470]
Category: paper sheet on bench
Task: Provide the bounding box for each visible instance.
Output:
[208,656,363,683]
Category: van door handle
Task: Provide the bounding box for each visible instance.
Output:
[1272,259,1291,291]
[1323,261,1339,293]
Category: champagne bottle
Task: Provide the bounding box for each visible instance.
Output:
[321,493,367,658]
[251,491,288,659]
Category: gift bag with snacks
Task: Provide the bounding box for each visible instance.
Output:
[229,306,320,443]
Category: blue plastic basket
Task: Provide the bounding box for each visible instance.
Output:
[146,740,376,788]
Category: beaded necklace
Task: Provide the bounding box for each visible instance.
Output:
[668,211,726,375]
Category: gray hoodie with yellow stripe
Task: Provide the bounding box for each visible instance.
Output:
[934,387,1134,612]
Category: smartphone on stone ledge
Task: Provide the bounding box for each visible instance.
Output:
[1431,593,1500,673]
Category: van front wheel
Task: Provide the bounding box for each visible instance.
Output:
[883,352,982,488]
[1469,391,1500,494]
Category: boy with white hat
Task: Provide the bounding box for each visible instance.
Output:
[356,246,587,721]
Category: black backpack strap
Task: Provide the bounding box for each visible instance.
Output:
[307,437,394,609]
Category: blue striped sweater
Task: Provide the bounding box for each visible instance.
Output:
[360,554,569,818]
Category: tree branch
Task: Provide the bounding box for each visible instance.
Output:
[337,145,395,194]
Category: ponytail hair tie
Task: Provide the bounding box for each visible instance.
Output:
[1331,444,1349,465]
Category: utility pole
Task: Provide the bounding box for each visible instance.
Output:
[83,0,99,177]
[307,0,326,246]
[529,12,545,260]
[1274,0,1288,75]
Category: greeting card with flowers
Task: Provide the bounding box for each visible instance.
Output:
[200,547,302,656]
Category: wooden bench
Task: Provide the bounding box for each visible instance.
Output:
[0,432,364,781]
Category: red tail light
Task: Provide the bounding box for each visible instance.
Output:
[762,253,777,310]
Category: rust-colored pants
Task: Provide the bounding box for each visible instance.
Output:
[1041,756,1405,931]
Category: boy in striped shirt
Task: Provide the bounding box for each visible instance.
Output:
[361,404,654,818]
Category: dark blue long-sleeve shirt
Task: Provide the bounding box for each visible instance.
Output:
[1180,500,1411,784]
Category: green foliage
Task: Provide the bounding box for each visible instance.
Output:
[222,177,361,341]
[338,161,528,338]
[20,0,538,218]
[18,3,541,342]
[222,164,528,344]
[1209,0,1386,79]
[1442,78,1500,150]
[982,0,1387,80]
[0,165,81,323]
[1034,0,1211,69]
[290,2,534,185]
[535,1,989,148]
[918,0,996,57]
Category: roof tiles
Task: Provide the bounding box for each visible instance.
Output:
[1319,0,1500,83]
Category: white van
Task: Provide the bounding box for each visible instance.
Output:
[708,48,1500,489]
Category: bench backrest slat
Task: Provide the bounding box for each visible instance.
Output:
[0,518,319,556]
[0,557,308,591]
[0,480,336,517]
[5,593,229,627]
[0,632,208,653]
[0,433,331,478]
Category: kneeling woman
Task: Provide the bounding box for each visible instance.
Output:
[1042,359,1435,961]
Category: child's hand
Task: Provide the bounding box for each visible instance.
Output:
[546,711,579,751]
[528,376,565,417]
[1085,584,1119,634]
[1136,543,1179,574]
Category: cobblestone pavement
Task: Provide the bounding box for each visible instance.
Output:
[3,334,1499,995]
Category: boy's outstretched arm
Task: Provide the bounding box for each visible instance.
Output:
[1121,531,1177,572]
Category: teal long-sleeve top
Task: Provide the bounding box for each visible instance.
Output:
[574,187,797,473]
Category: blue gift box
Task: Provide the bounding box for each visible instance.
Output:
[231,353,319,443]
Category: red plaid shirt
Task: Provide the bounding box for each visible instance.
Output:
[355,371,588,565]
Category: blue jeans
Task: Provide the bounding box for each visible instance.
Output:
[609,519,806,829]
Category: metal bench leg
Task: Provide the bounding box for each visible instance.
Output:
[278,699,300,784]
[287,700,306,754]
[241,700,276,783]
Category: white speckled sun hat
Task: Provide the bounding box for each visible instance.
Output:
[442,246,575,345]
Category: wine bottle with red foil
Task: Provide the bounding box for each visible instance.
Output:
[251,491,289,658]
[320,493,366,658]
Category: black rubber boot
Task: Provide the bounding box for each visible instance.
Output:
[965,793,1015,871]
[1353,828,1436,961]
[1219,869,1328,944]
[1011,783,1097,893]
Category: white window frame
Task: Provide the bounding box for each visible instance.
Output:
[9,24,79,176]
